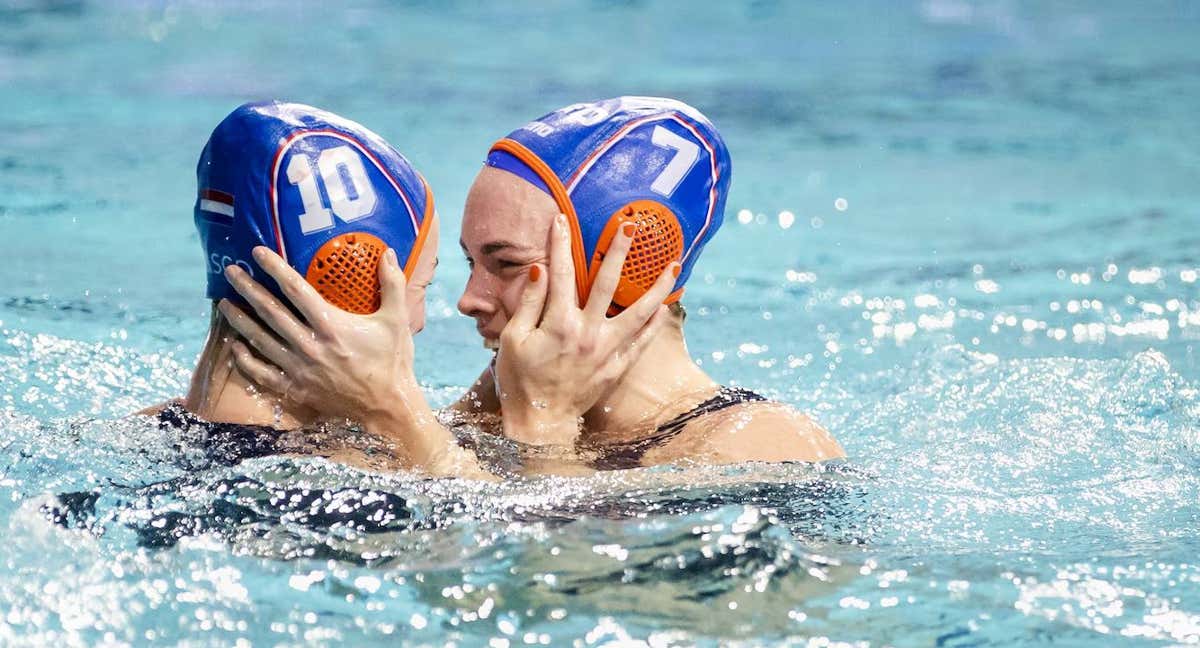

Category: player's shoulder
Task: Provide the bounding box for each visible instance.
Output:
[695,400,845,463]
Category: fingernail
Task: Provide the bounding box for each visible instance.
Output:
[672,264,681,278]
[386,248,398,266]
[217,298,229,312]
[529,265,541,282]
[224,264,241,279]
[622,223,636,238]
[251,246,268,262]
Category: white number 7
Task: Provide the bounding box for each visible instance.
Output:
[649,125,700,197]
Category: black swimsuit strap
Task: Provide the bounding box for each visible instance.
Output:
[157,403,285,467]
[592,386,767,470]
[653,387,766,438]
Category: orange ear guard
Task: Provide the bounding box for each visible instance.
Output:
[492,139,686,310]
[305,232,387,314]
[586,200,685,312]
[302,179,435,316]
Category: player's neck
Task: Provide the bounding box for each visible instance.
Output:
[184,307,313,429]
[582,322,717,442]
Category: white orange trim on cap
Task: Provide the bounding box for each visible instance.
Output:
[489,138,592,304]
[403,175,436,280]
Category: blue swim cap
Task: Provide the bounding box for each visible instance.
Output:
[195,101,434,314]
[487,96,731,309]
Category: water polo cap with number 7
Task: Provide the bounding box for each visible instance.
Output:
[194,101,434,314]
[486,96,731,310]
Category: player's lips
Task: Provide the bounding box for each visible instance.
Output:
[476,322,501,345]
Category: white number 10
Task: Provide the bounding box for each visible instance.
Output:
[286,145,378,234]
[649,125,700,197]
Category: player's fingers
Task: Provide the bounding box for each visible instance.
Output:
[583,222,635,321]
[217,299,300,373]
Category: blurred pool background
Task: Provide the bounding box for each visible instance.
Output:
[2,1,1199,645]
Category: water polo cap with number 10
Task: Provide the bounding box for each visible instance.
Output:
[195,101,434,314]
[486,96,731,311]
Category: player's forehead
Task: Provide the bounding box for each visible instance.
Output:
[461,168,556,252]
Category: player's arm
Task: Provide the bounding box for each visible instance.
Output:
[219,245,493,479]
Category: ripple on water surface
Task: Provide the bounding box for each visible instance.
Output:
[0,333,1197,644]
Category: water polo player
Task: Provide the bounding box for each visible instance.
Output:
[457,97,844,465]
[144,101,465,471]
[223,97,843,468]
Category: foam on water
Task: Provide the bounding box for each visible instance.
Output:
[1,331,1197,644]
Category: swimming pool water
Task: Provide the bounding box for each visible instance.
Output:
[2,1,1200,645]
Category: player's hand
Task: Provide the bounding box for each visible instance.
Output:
[494,214,677,445]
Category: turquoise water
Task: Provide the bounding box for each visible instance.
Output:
[3,1,1200,645]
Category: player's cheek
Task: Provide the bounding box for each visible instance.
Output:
[499,277,527,319]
